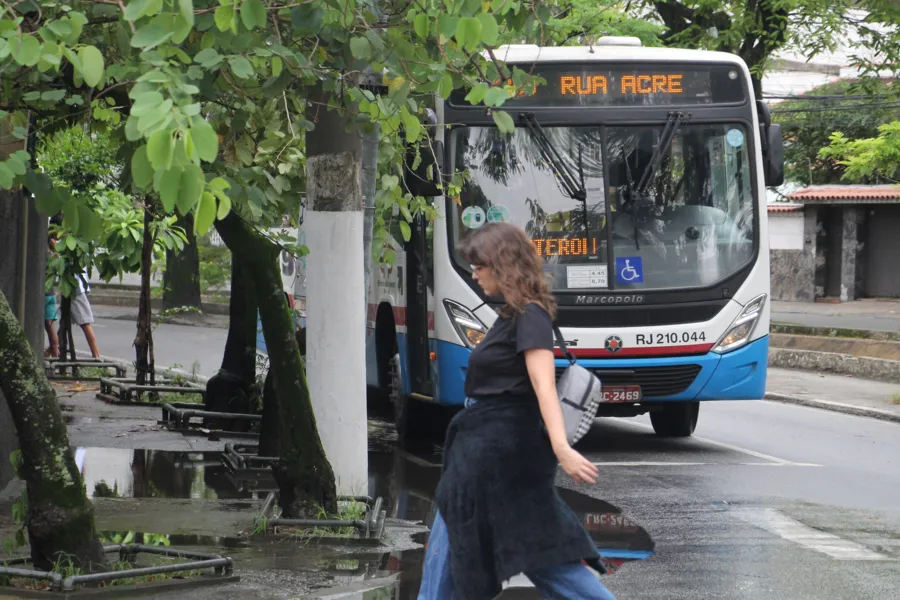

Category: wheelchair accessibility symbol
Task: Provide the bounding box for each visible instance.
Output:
[615,257,644,284]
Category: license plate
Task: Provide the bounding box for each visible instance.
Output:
[601,386,642,403]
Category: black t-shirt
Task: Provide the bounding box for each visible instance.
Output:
[464,303,555,400]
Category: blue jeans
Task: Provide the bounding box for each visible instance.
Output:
[418,510,616,599]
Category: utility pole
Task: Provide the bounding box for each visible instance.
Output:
[304,84,368,496]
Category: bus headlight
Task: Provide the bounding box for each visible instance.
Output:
[712,294,766,354]
[444,300,486,348]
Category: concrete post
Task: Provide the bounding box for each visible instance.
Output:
[839,206,861,302]
[304,97,368,496]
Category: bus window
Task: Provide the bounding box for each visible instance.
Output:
[449,127,609,291]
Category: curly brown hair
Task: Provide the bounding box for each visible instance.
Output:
[459,222,557,319]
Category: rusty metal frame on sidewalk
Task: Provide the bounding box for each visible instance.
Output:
[44,357,126,381]
[255,491,387,543]
[97,377,205,404]
[0,544,235,594]
[160,403,261,439]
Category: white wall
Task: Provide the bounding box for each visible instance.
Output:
[769,212,804,250]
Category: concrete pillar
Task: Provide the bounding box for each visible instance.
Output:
[304,100,368,497]
[802,206,820,301]
[839,206,862,302]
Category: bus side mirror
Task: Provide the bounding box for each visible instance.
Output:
[764,123,785,187]
[405,138,444,198]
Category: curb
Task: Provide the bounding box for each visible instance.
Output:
[768,347,900,384]
[73,350,211,385]
[765,392,900,424]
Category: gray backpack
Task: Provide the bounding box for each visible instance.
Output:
[553,325,602,444]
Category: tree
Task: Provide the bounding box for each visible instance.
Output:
[0,288,105,572]
[819,120,900,183]
[642,0,900,98]
[772,79,900,185]
[0,0,560,525]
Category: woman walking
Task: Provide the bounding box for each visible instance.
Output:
[419,222,616,599]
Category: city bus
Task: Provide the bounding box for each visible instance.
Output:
[291,39,784,444]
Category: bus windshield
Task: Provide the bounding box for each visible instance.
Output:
[448,123,755,292]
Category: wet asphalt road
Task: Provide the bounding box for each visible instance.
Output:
[561,402,900,600]
[88,315,900,599]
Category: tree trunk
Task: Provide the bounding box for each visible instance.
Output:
[134,206,155,386]
[219,254,257,382]
[163,212,202,310]
[215,212,337,517]
[204,251,258,431]
[0,289,106,572]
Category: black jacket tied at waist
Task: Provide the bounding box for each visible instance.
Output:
[434,395,604,600]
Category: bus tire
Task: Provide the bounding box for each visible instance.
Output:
[650,402,699,437]
[390,354,428,447]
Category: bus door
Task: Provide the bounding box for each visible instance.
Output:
[405,213,432,396]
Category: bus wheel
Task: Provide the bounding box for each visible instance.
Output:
[390,354,427,447]
[650,402,699,437]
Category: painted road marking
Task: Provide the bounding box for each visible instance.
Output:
[607,418,821,467]
[736,508,892,561]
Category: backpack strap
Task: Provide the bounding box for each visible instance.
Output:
[552,323,576,365]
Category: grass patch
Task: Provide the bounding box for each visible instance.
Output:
[890,392,900,405]
[157,391,204,405]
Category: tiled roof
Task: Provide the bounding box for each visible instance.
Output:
[787,185,900,203]
[768,204,803,213]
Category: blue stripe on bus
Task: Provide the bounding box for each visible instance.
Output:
[425,335,769,405]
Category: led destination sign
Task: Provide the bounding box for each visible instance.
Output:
[532,236,600,258]
[448,64,746,108]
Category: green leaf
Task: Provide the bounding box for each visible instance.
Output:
[0,163,15,189]
[131,146,153,189]
[78,45,104,87]
[194,192,216,234]
[484,86,508,107]
[216,190,232,219]
[191,118,219,162]
[11,35,41,67]
[349,37,372,61]
[33,188,62,217]
[158,166,182,213]
[439,73,454,100]
[241,0,267,30]
[455,17,482,52]
[271,55,283,77]
[178,0,195,27]
[147,128,174,169]
[492,110,515,134]
[64,234,77,251]
[229,56,254,79]
[214,5,236,32]
[194,48,222,67]
[178,165,204,214]
[465,82,489,105]
[77,204,104,242]
[131,24,174,49]
[414,14,430,39]
[124,0,154,21]
[401,107,421,142]
[476,13,499,47]
[399,221,411,242]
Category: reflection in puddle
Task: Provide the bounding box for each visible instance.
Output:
[73,447,271,500]
[73,424,653,597]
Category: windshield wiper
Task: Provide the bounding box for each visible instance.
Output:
[623,110,690,249]
[520,112,591,238]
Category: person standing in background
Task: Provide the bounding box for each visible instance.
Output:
[49,214,102,359]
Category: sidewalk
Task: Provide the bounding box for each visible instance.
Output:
[772,299,900,333]
[766,367,900,424]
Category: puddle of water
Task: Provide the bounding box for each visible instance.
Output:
[73,424,653,597]
[73,447,270,500]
